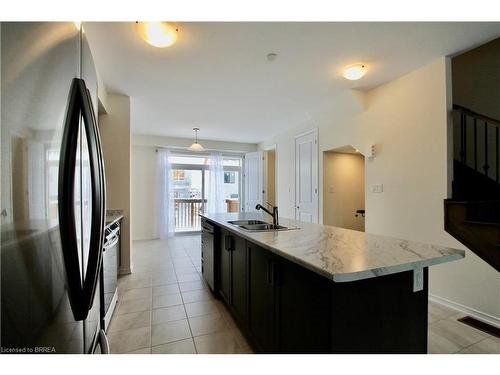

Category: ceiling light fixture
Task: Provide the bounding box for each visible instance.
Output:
[136,21,178,48]
[343,64,368,80]
[266,53,278,62]
[188,128,205,152]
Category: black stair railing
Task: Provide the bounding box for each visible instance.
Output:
[454,104,500,183]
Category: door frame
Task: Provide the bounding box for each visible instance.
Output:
[243,151,264,212]
[263,143,279,208]
[294,128,319,222]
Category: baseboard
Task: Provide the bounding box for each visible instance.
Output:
[429,293,500,328]
[132,236,159,241]
[119,265,132,275]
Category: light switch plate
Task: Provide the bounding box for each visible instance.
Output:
[371,184,383,193]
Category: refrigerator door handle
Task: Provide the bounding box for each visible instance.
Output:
[98,329,110,354]
[79,79,106,314]
[58,78,106,321]
[58,79,88,320]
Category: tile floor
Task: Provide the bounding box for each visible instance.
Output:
[108,234,251,354]
[108,235,499,354]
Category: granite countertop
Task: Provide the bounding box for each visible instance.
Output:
[200,212,465,283]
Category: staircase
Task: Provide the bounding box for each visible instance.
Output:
[444,105,500,272]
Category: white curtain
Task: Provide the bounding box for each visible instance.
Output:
[207,152,226,214]
[156,149,175,238]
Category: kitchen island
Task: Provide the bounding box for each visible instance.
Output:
[200,212,464,353]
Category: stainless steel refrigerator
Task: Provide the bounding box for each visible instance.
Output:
[1,22,108,354]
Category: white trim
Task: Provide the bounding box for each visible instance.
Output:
[263,143,279,208]
[294,128,319,223]
[429,293,500,328]
[119,265,132,275]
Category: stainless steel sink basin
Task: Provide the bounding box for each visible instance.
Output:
[228,220,292,232]
[228,220,268,226]
[239,224,289,231]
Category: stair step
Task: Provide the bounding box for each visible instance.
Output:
[464,220,500,227]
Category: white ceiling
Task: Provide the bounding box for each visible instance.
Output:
[85,22,500,143]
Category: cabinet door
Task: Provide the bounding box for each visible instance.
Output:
[248,244,276,352]
[231,235,247,324]
[277,259,331,353]
[219,229,232,304]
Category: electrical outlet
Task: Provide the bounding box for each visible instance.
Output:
[329,185,334,193]
[371,184,383,193]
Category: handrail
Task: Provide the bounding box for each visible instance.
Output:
[453,104,500,127]
[174,198,207,202]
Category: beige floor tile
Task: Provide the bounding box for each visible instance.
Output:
[181,289,215,304]
[115,297,152,315]
[120,287,152,302]
[152,305,187,325]
[185,300,221,318]
[153,284,180,296]
[189,312,229,337]
[174,266,198,275]
[118,276,152,291]
[108,310,151,333]
[428,330,462,354]
[153,293,183,309]
[125,347,152,354]
[430,318,489,350]
[151,319,192,346]
[108,326,151,354]
[177,273,201,283]
[220,308,238,329]
[458,337,500,354]
[152,274,178,287]
[428,302,459,323]
[179,280,208,292]
[229,328,253,353]
[194,331,243,354]
[152,338,196,354]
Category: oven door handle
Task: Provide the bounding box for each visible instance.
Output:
[103,236,119,251]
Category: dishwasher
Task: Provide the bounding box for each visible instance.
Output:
[201,219,216,291]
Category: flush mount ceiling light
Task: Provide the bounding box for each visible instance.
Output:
[343,64,368,80]
[188,128,205,152]
[266,53,278,62]
[136,21,178,48]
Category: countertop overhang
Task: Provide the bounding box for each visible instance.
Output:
[200,212,465,283]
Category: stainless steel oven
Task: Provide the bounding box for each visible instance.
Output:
[201,219,216,291]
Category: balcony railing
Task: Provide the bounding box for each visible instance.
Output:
[174,198,206,232]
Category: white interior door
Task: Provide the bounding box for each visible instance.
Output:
[244,151,263,212]
[295,130,318,223]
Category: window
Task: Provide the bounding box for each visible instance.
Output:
[224,171,236,184]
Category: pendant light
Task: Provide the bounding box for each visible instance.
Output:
[188,128,205,152]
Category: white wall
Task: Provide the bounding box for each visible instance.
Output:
[99,94,132,274]
[131,135,257,240]
[259,58,500,320]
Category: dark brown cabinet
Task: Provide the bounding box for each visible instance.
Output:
[212,221,428,353]
[218,229,248,324]
[247,243,277,352]
[247,243,331,353]
[276,258,331,352]
[219,229,231,305]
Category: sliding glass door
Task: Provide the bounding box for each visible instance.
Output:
[169,153,242,233]
[172,168,205,232]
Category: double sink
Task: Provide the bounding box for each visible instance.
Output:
[228,220,290,232]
